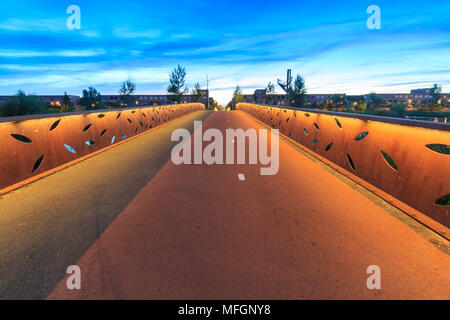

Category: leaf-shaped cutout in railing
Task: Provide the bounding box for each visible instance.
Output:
[314,123,320,130]
[435,194,449,206]
[50,119,61,131]
[11,134,32,143]
[97,114,105,118]
[335,118,342,129]
[304,113,310,117]
[83,124,92,132]
[116,112,121,119]
[286,117,290,122]
[64,144,76,153]
[100,129,107,136]
[381,151,398,171]
[312,140,318,145]
[325,142,333,152]
[127,118,132,124]
[111,136,116,144]
[355,132,369,141]
[85,140,95,146]
[426,144,449,155]
[304,128,309,136]
[347,153,355,170]
[32,155,44,173]
[121,134,127,139]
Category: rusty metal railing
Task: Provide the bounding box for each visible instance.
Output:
[0,103,204,193]
[237,102,449,237]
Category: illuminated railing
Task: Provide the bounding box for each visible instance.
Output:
[0,103,204,193]
[237,102,449,237]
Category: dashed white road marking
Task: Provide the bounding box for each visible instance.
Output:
[238,173,245,181]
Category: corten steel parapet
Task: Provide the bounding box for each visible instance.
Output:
[0,103,204,192]
[237,103,450,237]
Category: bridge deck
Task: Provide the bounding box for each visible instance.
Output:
[0,110,448,299]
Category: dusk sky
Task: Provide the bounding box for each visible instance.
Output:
[0,0,449,104]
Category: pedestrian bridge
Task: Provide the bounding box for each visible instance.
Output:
[0,102,448,299]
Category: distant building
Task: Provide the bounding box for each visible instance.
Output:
[0,91,212,109]
[102,90,212,107]
[0,95,80,107]
[238,88,450,108]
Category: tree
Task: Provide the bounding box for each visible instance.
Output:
[119,79,136,107]
[167,64,188,102]
[430,83,442,108]
[61,92,74,112]
[232,85,244,108]
[289,74,307,108]
[367,92,384,112]
[266,82,275,94]
[353,95,367,112]
[0,90,46,116]
[80,86,103,110]
[191,82,204,103]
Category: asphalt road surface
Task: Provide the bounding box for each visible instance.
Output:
[1,110,449,299]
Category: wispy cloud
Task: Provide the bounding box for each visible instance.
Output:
[0,49,106,58]
[0,18,64,32]
[0,0,449,104]
[113,28,161,39]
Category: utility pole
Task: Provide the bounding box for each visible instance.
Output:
[206,75,209,110]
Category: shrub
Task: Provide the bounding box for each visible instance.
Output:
[389,104,407,117]
[0,90,47,116]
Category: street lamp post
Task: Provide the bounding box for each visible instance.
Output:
[206,75,209,110]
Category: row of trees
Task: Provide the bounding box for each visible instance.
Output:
[258,79,444,112]
[0,64,211,116]
[0,91,75,116]
[80,65,204,110]
[0,90,47,116]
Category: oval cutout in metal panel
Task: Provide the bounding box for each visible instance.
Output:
[435,194,449,206]
[64,144,76,153]
[32,155,44,173]
[49,119,61,131]
[426,144,449,155]
[381,151,398,171]
[355,132,369,141]
[11,134,32,143]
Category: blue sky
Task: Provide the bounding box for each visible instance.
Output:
[0,0,449,104]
